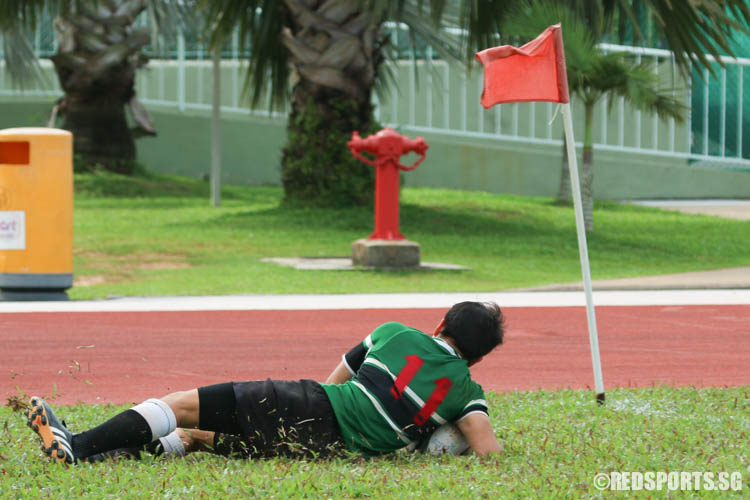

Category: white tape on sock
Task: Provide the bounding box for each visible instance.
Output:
[159,431,186,457]
[131,398,177,440]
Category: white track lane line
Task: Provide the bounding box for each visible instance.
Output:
[0,290,748,313]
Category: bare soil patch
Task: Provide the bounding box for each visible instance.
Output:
[73,251,192,287]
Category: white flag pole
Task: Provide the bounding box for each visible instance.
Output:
[560,102,605,404]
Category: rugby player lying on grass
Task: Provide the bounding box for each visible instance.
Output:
[26,301,504,463]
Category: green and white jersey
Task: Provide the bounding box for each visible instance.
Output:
[321,322,488,455]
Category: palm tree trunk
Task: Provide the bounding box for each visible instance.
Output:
[556,132,572,204]
[279,0,383,206]
[61,92,135,173]
[582,102,595,232]
[282,87,377,206]
[51,1,150,173]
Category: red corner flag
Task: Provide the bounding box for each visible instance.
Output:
[476,24,570,108]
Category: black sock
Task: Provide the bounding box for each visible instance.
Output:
[71,409,153,460]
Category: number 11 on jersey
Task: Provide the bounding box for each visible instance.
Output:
[390,354,453,426]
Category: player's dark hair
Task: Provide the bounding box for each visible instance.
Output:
[441,302,504,361]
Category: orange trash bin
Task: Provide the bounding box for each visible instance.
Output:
[0,128,73,300]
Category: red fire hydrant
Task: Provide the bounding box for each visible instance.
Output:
[348,127,428,240]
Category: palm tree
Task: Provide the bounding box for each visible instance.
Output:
[198,1,510,205]
[554,0,745,206]
[504,1,688,232]
[1,1,181,173]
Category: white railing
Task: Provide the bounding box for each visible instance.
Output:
[596,43,750,166]
[2,33,749,168]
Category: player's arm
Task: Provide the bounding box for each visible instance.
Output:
[325,338,369,384]
[457,412,502,456]
[325,360,354,384]
[326,323,402,384]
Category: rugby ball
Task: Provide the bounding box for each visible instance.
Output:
[421,423,471,456]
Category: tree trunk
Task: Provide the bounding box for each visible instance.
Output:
[556,133,572,204]
[61,92,135,173]
[279,0,384,206]
[50,1,151,174]
[282,92,377,206]
[582,102,595,232]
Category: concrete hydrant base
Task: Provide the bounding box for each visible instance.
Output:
[352,239,420,268]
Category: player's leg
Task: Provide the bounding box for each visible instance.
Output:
[85,427,213,462]
[70,390,197,461]
[161,389,199,428]
[27,388,212,464]
[86,429,257,462]
[96,380,342,460]
[87,381,300,460]
[26,380,339,464]
[27,394,181,464]
[125,384,253,458]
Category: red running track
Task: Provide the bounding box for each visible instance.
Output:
[1,305,748,405]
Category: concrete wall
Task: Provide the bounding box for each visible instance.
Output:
[1,97,749,199]
[405,131,750,199]
[138,108,286,187]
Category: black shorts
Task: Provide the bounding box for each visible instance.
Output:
[197,379,344,458]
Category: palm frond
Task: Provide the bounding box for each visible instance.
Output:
[633,0,750,78]
[558,0,614,37]
[1,0,40,84]
[581,52,687,123]
[392,1,462,62]
[455,0,512,63]
[0,1,92,28]
[619,60,688,123]
[0,0,58,87]
[379,0,514,64]
[0,0,47,29]
[145,0,192,51]
[0,24,44,88]
[198,0,288,109]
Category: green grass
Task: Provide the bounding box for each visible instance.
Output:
[69,171,750,299]
[2,387,747,497]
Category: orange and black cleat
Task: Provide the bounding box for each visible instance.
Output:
[26,397,76,465]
